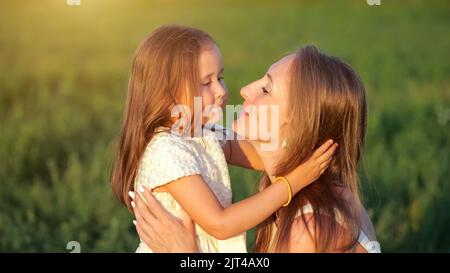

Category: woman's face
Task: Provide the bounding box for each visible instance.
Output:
[198,43,228,123]
[233,54,294,144]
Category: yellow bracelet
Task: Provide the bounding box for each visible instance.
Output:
[273,176,292,207]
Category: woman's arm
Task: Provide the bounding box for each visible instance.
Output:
[136,140,337,240]
[133,193,199,252]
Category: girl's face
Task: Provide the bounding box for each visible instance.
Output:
[198,43,228,123]
[232,54,293,143]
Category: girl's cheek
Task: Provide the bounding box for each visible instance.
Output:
[201,88,215,108]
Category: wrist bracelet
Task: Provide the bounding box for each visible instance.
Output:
[273,176,292,207]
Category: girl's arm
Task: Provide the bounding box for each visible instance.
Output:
[223,140,264,171]
[137,140,337,240]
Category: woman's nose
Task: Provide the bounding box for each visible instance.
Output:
[240,85,251,101]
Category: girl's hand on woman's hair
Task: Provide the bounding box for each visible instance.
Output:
[130,186,199,252]
[278,139,338,193]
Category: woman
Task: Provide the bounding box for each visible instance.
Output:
[132,45,380,253]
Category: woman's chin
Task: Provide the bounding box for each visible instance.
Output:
[231,119,247,140]
[231,119,274,147]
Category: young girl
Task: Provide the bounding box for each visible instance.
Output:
[110,25,337,252]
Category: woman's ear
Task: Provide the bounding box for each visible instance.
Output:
[279,122,289,137]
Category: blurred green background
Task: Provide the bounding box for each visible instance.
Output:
[0,0,449,252]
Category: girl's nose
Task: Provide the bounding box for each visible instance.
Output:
[215,84,228,105]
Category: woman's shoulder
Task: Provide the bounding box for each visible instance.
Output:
[290,187,378,252]
[287,212,318,252]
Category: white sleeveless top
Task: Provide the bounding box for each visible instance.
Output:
[272,204,381,253]
[134,127,247,253]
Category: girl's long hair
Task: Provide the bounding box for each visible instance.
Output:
[110,25,214,211]
[254,45,367,252]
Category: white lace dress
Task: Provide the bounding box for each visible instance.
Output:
[134,127,247,253]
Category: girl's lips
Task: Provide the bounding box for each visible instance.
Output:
[213,101,225,109]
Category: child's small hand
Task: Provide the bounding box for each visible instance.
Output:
[281,139,338,193]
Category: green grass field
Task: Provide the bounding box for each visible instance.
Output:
[0,0,449,252]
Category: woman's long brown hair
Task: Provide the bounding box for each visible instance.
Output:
[254,45,367,252]
[110,25,215,211]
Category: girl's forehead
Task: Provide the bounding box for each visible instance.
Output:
[201,42,222,56]
[198,44,224,75]
[199,44,223,63]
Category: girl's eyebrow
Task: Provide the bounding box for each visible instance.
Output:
[203,67,225,79]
